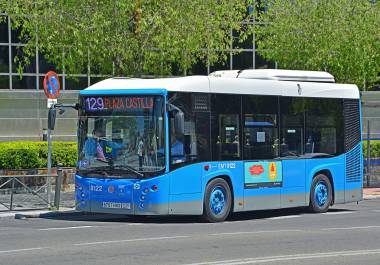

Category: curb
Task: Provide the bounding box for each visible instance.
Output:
[0,208,76,220]
[14,209,78,219]
[364,195,380,200]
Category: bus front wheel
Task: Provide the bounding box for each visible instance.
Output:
[309,174,332,213]
[203,178,232,222]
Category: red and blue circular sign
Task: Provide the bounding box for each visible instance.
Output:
[43,71,61,99]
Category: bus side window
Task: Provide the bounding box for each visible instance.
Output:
[280,97,304,157]
[169,92,211,168]
[212,94,241,161]
[305,98,344,155]
[243,95,279,160]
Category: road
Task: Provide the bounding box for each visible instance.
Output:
[1,199,380,265]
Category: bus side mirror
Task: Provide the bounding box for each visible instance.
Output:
[174,111,184,135]
[48,108,57,130]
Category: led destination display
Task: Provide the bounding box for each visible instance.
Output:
[83,96,154,112]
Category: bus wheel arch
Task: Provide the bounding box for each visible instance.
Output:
[203,176,233,222]
[309,171,333,213]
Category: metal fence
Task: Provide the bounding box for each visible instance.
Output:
[362,92,380,187]
[363,116,380,187]
[0,167,68,212]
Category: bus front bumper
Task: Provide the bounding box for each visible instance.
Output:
[75,174,169,215]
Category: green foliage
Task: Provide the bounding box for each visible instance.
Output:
[0,142,77,170]
[2,0,253,77]
[255,0,380,90]
[363,140,380,158]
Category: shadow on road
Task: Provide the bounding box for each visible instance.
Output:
[41,206,355,224]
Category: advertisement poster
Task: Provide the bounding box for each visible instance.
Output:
[244,161,283,188]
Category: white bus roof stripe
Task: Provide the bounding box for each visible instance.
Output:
[84,75,359,99]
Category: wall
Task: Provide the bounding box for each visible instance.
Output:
[362,91,380,139]
[0,90,79,141]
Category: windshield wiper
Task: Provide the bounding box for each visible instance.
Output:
[79,166,111,175]
[111,165,144,178]
[79,165,144,178]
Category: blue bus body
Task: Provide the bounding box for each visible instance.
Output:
[75,80,363,218]
[76,145,363,215]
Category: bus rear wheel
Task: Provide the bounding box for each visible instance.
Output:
[203,178,232,223]
[309,174,332,213]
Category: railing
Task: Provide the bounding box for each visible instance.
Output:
[0,167,63,212]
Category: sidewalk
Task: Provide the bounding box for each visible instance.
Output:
[1,188,379,220]
[363,187,380,200]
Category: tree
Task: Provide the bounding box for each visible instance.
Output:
[255,0,380,90]
[0,0,252,77]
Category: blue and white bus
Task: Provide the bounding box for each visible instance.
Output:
[75,69,363,222]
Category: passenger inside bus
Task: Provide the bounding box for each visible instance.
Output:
[171,133,185,164]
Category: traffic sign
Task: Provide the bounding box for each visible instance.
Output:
[43,71,61,99]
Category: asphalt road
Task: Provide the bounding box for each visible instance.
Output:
[1,200,380,265]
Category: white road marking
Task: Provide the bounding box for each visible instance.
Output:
[182,249,380,265]
[322,211,353,215]
[211,229,302,236]
[266,215,301,220]
[74,235,190,246]
[322,225,380,231]
[39,225,95,231]
[0,247,49,254]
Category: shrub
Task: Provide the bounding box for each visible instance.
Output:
[363,140,380,158]
[0,141,77,169]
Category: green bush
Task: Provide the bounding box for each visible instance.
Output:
[363,140,380,158]
[0,141,77,169]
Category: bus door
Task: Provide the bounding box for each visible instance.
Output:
[281,159,306,207]
[241,95,282,211]
[279,97,307,208]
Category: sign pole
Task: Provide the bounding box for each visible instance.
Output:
[43,71,61,207]
[47,120,52,206]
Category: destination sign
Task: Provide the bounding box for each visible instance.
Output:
[83,96,154,112]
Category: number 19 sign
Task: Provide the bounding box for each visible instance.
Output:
[43,71,61,99]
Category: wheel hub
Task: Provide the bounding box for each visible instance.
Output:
[315,181,328,207]
[210,187,226,215]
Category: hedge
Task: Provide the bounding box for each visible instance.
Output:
[363,140,380,158]
[0,141,77,170]
[1,140,378,169]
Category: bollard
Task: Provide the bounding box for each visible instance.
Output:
[54,164,63,210]
[366,120,370,188]
[10,177,15,210]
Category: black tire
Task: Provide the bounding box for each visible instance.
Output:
[203,178,232,223]
[309,174,332,213]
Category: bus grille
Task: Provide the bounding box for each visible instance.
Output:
[345,144,361,183]
[343,99,361,152]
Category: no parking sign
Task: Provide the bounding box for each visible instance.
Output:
[43,71,61,99]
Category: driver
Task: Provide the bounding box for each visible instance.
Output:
[84,129,107,162]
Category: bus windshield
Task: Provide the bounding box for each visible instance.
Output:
[77,95,165,177]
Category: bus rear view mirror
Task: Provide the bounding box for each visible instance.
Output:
[48,108,57,130]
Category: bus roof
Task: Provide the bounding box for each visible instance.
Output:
[83,71,359,99]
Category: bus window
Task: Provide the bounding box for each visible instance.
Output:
[212,94,241,161]
[305,98,344,155]
[243,95,279,160]
[169,92,211,168]
[280,97,304,157]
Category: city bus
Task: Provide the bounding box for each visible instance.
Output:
[75,69,363,222]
